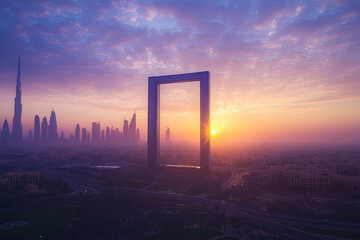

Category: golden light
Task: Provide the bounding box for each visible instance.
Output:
[211,130,216,134]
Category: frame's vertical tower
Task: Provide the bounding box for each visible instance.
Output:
[147,71,210,170]
[148,78,160,168]
[200,72,210,171]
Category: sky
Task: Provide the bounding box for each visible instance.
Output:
[0,0,360,145]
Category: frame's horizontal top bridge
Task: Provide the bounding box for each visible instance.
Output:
[149,71,209,84]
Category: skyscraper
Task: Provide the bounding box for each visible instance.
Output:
[82,128,87,144]
[91,121,100,144]
[101,129,105,143]
[111,126,115,142]
[41,117,48,142]
[75,124,80,143]
[123,119,129,142]
[1,119,10,144]
[34,115,40,143]
[48,110,58,143]
[11,54,22,144]
[136,128,140,144]
[106,126,110,143]
[166,127,170,143]
[129,113,136,143]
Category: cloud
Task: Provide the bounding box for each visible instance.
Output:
[0,0,359,118]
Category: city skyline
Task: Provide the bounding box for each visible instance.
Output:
[1,109,143,145]
[0,55,152,144]
[0,60,143,145]
[0,54,144,145]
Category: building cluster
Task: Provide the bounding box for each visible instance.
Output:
[28,110,59,144]
[245,163,360,194]
[0,172,43,194]
[68,113,140,145]
[0,55,141,146]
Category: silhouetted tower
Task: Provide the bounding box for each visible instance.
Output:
[129,113,136,143]
[87,132,90,143]
[111,126,115,142]
[41,117,48,142]
[91,122,101,144]
[165,127,170,143]
[48,110,58,143]
[75,124,80,143]
[136,128,140,144]
[12,54,23,144]
[106,126,110,143]
[81,128,87,144]
[101,129,105,143]
[1,119,10,144]
[34,115,40,143]
[123,119,129,142]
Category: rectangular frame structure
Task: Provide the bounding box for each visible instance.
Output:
[147,71,210,170]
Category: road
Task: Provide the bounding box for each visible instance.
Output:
[220,168,237,191]
[97,209,145,240]
[42,168,360,240]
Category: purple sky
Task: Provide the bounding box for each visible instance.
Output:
[0,0,360,144]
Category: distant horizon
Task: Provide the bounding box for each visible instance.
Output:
[1,69,360,145]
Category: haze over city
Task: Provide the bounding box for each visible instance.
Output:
[1,0,359,145]
[1,1,360,240]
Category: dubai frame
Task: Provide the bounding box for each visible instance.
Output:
[147,71,210,170]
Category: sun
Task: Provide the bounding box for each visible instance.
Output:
[211,130,216,135]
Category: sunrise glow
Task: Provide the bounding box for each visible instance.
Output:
[0,0,359,146]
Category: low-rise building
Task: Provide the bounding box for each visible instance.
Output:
[0,172,41,193]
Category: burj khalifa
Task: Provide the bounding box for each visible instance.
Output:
[11,54,22,144]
